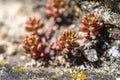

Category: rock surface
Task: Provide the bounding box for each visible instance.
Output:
[0,0,120,80]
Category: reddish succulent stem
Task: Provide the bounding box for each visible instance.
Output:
[45,18,56,38]
[45,40,56,56]
[41,37,47,45]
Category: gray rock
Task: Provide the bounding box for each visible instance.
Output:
[84,49,98,62]
[114,40,120,51]
[116,70,120,75]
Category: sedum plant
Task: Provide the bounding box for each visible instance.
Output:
[25,17,44,35]
[45,0,67,18]
[79,13,103,43]
[23,35,45,59]
[23,17,47,59]
[55,31,79,54]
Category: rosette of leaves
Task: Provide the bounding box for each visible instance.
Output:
[55,31,79,54]
[45,0,67,18]
[79,13,103,43]
[23,35,46,59]
[25,17,44,35]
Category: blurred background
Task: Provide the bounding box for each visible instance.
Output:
[0,0,47,65]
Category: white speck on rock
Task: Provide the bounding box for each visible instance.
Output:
[25,59,37,67]
[0,54,5,61]
[30,59,37,66]
[116,70,120,75]
[68,69,73,73]
[6,44,17,55]
[20,56,26,60]
[108,46,120,58]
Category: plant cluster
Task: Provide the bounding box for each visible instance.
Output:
[55,31,79,54]
[45,0,67,18]
[23,17,46,59]
[23,13,104,61]
[23,5,105,67]
[23,35,45,59]
[79,13,103,43]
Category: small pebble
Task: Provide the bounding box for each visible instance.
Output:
[20,56,26,60]
[108,46,120,58]
[6,44,17,55]
[0,54,5,61]
[116,70,120,75]
[25,59,37,67]
[69,69,73,73]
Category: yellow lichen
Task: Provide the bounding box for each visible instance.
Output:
[79,71,87,80]
[51,75,57,78]
[70,73,78,79]
[0,61,7,65]
[13,67,25,72]
[70,71,87,80]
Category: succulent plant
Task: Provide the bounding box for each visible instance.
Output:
[25,17,44,35]
[23,35,46,59]
[45,0,67,18]
[55,31,79,54]
[79,13,103,43]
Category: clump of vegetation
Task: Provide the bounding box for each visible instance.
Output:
[25,17,44,35]
[55,31,79,54]
[79,13,103,43]
[22,1,106,67]
[23,17,47,59]
[23,35,46,59]
[45,0,67,18]
[23,13,104,64]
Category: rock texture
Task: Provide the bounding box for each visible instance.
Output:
[0,0,120,80]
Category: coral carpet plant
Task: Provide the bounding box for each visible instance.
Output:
[79,13,103,43]
[25,17,44,35]
[45,0,67,18]
[23,17,46,59]
[55,31,79,54]
[23,35,45,59]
